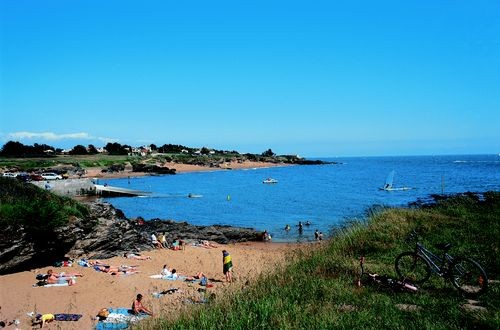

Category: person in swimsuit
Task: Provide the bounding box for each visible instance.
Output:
[46,269,82,285]
[131,294,153,316]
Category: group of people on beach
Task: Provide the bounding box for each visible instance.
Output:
[151,232,185,250]
[25,240,235,327]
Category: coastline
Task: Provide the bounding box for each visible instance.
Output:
[0,241,304,329]
[82,160,292,180]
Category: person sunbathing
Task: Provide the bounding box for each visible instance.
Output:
[46,269,82,285]
[124,252,152,260]
[185,271,205,281]
[199,240,219,248]
[95,265,138,274]
[109,269,140,276]
[78,259,107,267]
[161,264,172,276]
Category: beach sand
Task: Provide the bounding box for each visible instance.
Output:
[0,160,295,328]
[0,242,296,329]
[83,160,290,179]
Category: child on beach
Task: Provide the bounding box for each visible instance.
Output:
[31,313,54,328]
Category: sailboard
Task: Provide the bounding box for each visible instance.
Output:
[379,170,412,191]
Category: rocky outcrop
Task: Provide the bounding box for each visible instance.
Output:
[132,163,176,174]
[136,219,263,245]
[0,201,262,275]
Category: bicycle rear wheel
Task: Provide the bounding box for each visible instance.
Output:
[450,257,488,296]
[395,252,432,284]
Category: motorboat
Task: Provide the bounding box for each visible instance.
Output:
[263,178,278,184]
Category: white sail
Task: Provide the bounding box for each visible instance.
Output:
[380,170,412,191]
[384,170,395,189]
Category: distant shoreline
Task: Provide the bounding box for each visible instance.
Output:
[82,160,293,180]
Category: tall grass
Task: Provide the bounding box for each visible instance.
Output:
[0,177,89,232]
[137,192,499,330]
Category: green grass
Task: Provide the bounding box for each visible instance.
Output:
[0,154,134,170]
[0,177,89,233]
[137,192,499,330]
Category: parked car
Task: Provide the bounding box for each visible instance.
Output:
[30,174,44,181]
[16,173,31,182]
[41,172,63,180]
[2,172,18,178]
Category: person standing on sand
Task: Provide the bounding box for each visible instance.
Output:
[222,250,233,282]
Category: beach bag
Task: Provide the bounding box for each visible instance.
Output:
[200,276,208,286]
[97,308,110,320]
[36,274,47,281]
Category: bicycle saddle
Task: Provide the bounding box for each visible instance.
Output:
[435,243,452,251]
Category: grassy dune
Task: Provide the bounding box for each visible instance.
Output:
[138,192,499,330]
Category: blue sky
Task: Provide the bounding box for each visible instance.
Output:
[1,1,499,157]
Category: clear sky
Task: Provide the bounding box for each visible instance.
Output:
[1,1,499,157]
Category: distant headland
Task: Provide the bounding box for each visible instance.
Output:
[0,141,336,178]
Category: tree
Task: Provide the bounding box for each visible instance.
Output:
[261,149,275,157]
[1,141,25,156]
[87,144,98,154]
[150,144,157,151]
[201,147,210,155]
[105,142,128,155]
[69,145,88,155]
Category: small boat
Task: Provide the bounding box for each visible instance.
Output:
[187,193,203,198]
[263,178,278,184]
[379,170,412,191]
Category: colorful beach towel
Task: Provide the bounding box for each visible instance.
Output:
[95,308,148,330]
[54,313,82,321]
[223,251,233,274]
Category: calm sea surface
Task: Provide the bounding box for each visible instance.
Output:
[103,154,500,242]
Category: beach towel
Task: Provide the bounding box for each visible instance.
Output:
[95,308,148,330]
[54,313,82,321]
[152,288,179,298]
[149,274,186,281]
[35,276,76,287]
[45,283,69,287]
[223,251,233,274]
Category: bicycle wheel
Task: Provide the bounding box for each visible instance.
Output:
[450,257,488,296]
[395,252,432,284]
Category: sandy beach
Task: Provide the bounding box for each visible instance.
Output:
[0,242,297,329]
[0,160,297,329]
[83,160,291,180]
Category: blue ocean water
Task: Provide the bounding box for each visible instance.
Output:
[103,154,500,242]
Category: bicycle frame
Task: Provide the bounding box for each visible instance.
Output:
[415,242,454,277]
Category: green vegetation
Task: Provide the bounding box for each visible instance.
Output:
[139,192,499,330]
[0,154,133,171]
[0,140,304,173]
[0,177,89,234]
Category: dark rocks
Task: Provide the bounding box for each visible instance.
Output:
[136,220,262,244]
[132,163,176,175]
[0,201,262,275]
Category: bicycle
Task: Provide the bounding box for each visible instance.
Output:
[358,256,418,292]
[394,230,488,296]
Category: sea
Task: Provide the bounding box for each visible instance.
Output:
[101,154,500,242]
